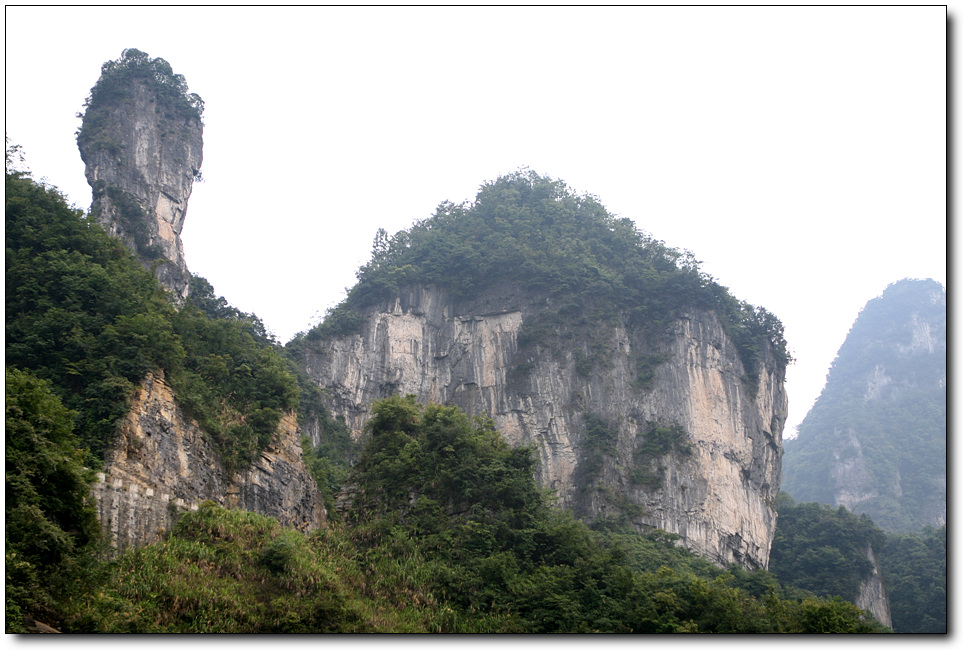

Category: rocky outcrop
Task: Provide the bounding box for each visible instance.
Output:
[93,372,325,549]
[303,284,787,569]
[79,74,202,300]
[856,543,892,629]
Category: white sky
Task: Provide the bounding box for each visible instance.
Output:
[5,5,947,439]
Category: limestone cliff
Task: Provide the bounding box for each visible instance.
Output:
[78,49,203,300]
[303,284,787,569]
[93,372,326,549]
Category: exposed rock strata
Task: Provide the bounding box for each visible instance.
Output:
[93,372,325,548]
[304,284,787,569]
[79,78,202,299]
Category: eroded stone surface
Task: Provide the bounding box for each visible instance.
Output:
[304,285,787,569]
[80,79,202,299]
[92,372,325,548]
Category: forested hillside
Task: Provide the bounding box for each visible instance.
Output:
[880,525,946,633]
[6,154,889,633]
[777,278,946,633]
[770,495,945,633]
[781,279,945,532]
[5,157,310,628]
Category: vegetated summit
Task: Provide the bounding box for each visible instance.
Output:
[298,169,791,378]
[292,168,792,571]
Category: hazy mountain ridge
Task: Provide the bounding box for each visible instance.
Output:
[781,278,946,532]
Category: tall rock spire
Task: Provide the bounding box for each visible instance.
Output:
[77,48,204,300]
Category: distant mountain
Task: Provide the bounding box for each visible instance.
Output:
[781,279,946,532]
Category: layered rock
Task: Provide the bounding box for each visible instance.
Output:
[303,284,787,569]
[79,68,202,300]
[93,372,325,548]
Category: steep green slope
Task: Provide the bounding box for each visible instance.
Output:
[5,160,308,630]
[781,279,946,532]
[5,368,102,632]
[769,494,885,603]
[5,168,299,471]
[769,495,946,633]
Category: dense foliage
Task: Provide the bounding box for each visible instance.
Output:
[769,494,886,603]
[5,167,298,471]
[299,412,357,517]
[5,369,102,632]
[781,279,946,532]
[6,168,178,459]
[880,526,946,633]
[55,503,443,633]
[296,171,791,388]
[770,494,946,633]
[77,48,203,160]
[328,396,885,633]
[29,397,887,633]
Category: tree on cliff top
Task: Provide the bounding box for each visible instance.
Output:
[77,48,204,157]
[297,169,792,379]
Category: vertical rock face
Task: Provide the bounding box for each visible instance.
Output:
[78,53,203,300]
[856,543,892,629]
[92,372,326,549]
[304,284,787,569]
[782,279,946,532]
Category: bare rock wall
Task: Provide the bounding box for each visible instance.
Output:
[92,372,325,548]
[304,285,787,569]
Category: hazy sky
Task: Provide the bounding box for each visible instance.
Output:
[5,5,946,438]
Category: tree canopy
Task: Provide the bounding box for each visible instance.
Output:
[769,494,886,602]
[5,166,298,471]
[77,48,204,159]
[297,170,791,384]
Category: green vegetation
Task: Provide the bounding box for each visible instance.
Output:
[300,419,357,518]
[781,279,946,532]
[769,494,885,603]
[92,183,163,260]
[627,422,692,490]
[56,503,442,633]
[6,166,180,459]
[880,526,946,633]
[5,369,102,632]
[6,152,888,633]
[573,413,619,495]
[77,48,204,158]
[26,397,887,633]
[295,171,792,390]
[770,493,946,633]
[5,161,299,471]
